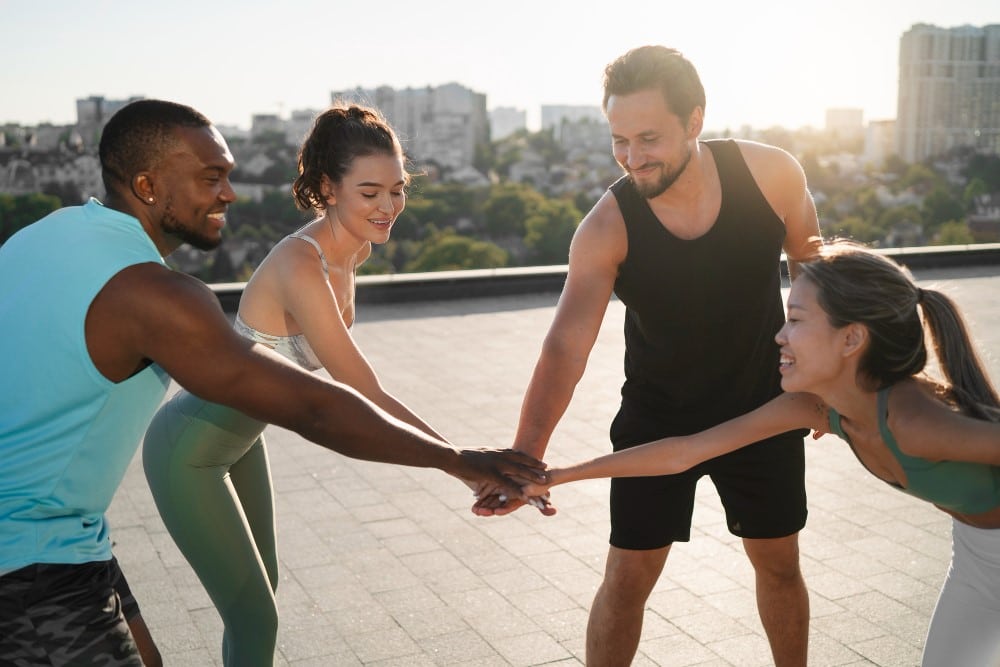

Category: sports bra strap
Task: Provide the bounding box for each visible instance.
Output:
[288,232,329,277]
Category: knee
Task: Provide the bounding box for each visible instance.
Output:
[744,537,803,583]
[600,549,668,605]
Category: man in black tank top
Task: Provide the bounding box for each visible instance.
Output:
[473,46,822,666]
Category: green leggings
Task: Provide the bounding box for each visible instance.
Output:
[143,390,277,666]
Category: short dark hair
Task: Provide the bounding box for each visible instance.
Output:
[602,45,706,122]
[98,99,211,193]
[292,104,406,211]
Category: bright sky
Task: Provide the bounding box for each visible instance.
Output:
[1,0,996,133]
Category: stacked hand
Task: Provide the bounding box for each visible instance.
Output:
[471,475,555,516]
[455,448,554,514]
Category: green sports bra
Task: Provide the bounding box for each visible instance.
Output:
[828,386,1000,515]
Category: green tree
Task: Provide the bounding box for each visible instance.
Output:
[963,154,1000,191]
[825,215,881,243]
[403,230,507,272]
[933,220,975,245]
[963,177,989,208]
[0,193,62,245]
[921,186,965,231]
[482,183,545,237]
[900,163,940,192]
[524,199,581,264]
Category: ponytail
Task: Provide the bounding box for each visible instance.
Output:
[919,288,1000,420]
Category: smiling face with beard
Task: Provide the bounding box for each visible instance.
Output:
[606,88,698,201]
[628,141,692,199]
[150,126,236,252]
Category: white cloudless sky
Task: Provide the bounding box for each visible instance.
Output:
[1,0,996,133]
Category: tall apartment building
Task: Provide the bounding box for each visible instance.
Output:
[331,83,489,173]
[540,105,605,142]
[896,23,1000,163]
[825,108,864,142]
[75,95,142,146]
[489,106,527,141]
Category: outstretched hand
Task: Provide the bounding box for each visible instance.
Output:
[455,448,550,507]
[471,490,555,517]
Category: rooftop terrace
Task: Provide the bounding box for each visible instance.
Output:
[110,255,1000,666]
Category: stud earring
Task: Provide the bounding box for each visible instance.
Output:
[148,197,154,203]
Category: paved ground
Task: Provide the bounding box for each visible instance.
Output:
[108,265,1000,666]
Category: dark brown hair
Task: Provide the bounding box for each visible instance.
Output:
[291,104,406,211]
[602,45,706,122]
[800,240,1000,419]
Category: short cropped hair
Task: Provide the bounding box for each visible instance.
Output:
[602,45,706,122]
[98,99,211,193]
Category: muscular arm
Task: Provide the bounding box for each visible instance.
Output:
[523,392,826,495]
[88,263,545,491]
[739,141,823,278]
[275,242,445,441]
[512,195,625,459]
[472,196,625,516]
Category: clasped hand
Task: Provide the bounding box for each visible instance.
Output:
[470,471,555,517]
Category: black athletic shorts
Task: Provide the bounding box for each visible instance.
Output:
[0,558,143,666]
[608,402,808,549]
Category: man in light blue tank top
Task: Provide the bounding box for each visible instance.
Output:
[0,99,548,665]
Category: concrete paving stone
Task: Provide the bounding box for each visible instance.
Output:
[344,626,422,663]
[669,609,757,647]
[812,610,889,644]
[506,585,579,618]
[106,269,1000,664]
[850,634,923,666]
[491,630,574,666]
[278,623,350,662]
[639,632,725,666]
[392,605,472,641]
[808,630,872,666]
[291,653,362,667]
[706,632,774,667]
[529,607,591,644]
[415,629,504,664]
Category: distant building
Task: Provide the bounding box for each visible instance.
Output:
[249,113,283,141]
[540,105,604,141]
[896,23,1000,162]
[490,106,527,141]
[75,95,142,147]
[864,119,896,168]
[331,83,489,175]
[825,108,864,142]
[285,109,320,147]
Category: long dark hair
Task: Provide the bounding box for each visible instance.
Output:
[800,240,1000,420]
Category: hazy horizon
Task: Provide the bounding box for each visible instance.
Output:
[2,0,997,134]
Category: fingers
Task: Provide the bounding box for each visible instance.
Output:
[471,491,554,517]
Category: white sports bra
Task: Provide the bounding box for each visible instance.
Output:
[233,233,329,371]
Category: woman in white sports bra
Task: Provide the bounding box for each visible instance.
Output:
[143,104,445,666]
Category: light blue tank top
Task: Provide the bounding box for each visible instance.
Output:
[0,199,170,573]
[828,386,1000,514]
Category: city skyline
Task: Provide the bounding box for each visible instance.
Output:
[1,0,997,134]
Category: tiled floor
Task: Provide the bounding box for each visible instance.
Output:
[110,265,1000,665]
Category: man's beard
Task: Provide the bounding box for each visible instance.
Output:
[161,203,222,251]
[629,144,692,199]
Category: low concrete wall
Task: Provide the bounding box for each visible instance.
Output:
[210,243,1000,312]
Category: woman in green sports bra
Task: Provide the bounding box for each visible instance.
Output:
[522,240,1000,666]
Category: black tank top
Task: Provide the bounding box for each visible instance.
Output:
[611,139,786,434]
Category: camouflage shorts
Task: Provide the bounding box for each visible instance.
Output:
[0,559,143,666]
